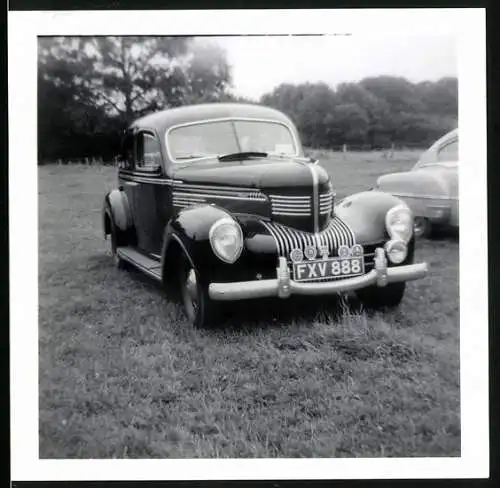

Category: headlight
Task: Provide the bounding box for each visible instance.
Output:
[209,217,243,263]
[385,204,413,243]
[385,239,408,264]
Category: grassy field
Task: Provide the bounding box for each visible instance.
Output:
[38,150,460,458]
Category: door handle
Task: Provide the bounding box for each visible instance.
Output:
[124,181,139,187]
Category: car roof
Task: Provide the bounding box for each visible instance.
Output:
[130,103,295,133]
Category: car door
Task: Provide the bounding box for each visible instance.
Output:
[118,129,164,256]
[132,130,165,255]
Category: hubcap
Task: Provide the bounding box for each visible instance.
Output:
[413,217,427,238]
[183,268,199,321]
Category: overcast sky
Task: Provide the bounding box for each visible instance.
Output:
[203,35,457,100]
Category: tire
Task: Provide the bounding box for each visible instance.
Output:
[413,217,432,238]
[178,253,219,328]
[356,282,406,310]
[106,211,127,270]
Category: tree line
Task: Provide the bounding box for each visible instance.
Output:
[38,36,458,162]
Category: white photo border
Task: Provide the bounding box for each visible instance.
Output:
[9,8,488,481]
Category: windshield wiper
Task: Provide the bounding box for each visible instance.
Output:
[218,151,268,162]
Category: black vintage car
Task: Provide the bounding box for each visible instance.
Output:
[103,103,428,327]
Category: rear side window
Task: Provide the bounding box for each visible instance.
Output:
[136,132,162,171]
[120,133,135,170]
[437,139,458,162]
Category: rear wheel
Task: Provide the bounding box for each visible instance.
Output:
[106,212,127,270]
[178,254,219,328]
[414,217,432,238]
[356,282,406,310]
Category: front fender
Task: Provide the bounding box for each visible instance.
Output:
[161,204,236,283]
[335,190,406,244]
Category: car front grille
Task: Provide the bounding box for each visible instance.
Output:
[269,190,334,218]
[269,194,312,216]
[319,191,334,215]
[261,215,356,257]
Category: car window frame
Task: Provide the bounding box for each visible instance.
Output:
[436,137,459,163]
[164,117,301,164]
[134,130,163,173]
[413,134,459,171]
[119,130,135,171]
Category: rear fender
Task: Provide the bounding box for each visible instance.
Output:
[102,188,134,243]
[335,190,407,244]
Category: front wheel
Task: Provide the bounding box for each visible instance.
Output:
[355,282,406,310]
[179,255,219,328]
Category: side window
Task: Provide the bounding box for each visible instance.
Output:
[136,132,162,171]
[437,139,458,162]
[120,133,135,170]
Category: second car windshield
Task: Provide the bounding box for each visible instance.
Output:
[167,120,297,162]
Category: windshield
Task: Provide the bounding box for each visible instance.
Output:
[167,119,298,162]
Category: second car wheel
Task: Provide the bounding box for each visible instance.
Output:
[179,254,219,328]
[413,217,432,238]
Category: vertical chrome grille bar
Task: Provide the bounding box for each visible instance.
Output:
[307,164,319,233]
[261,216,357,258]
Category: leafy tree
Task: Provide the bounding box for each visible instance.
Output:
[261,76,458,149]
[38,36,233,161]
[181,41,232,104]
[416,77,458,116]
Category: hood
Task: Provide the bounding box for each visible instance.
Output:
[172,156,333,232]
[172,157,326,190]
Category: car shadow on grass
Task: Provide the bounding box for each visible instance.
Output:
[94,254,393,335]
[218,294,360,333]
[423,226,459,242]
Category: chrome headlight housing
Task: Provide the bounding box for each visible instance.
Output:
[385,204,413,243]
[209,217,244,264]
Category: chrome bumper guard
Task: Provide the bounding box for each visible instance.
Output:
[208,248,428,301]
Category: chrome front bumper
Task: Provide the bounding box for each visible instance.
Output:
[208,248,428,301]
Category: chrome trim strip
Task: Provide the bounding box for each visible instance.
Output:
[173,191,267,202]
[271,203,311,209]
[165,117,300,164]
[389,192,458,201]
[174,187,265,198]
[175,183,262,192]
[120,174,175,185]
[272,211,310,215]
[306,164,319,233]
[173,200,206,206]
[269,195,311,200]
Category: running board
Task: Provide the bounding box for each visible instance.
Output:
[117,247,162,282]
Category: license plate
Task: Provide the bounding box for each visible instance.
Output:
[292,257,365,282]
